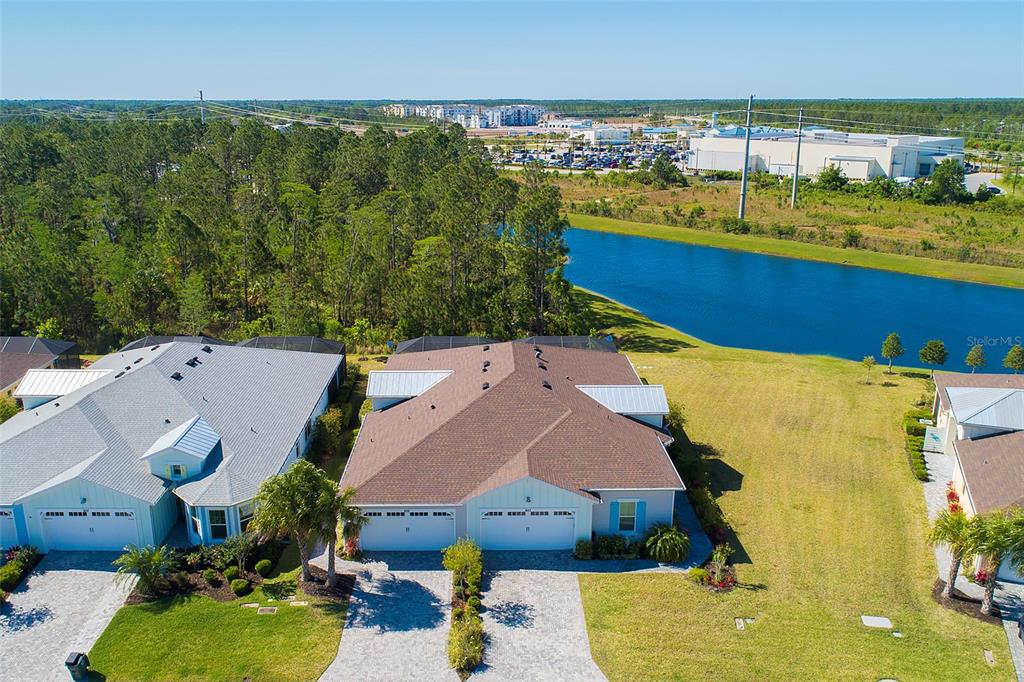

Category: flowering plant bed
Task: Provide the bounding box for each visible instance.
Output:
[690,564,738,592]
[125,565,266,604]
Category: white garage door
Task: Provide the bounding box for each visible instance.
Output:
[42,509,139,551]
[480,509,575,550]
[0,509,17,549]
[359,510,456,551]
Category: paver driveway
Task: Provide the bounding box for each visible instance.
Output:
[318,553,459,682]
[475,567,607,682]
[0,552,130,682]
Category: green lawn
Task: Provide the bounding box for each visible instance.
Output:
[577,290,1014,681]
[569,213,1024,289]
[88,571,345,682]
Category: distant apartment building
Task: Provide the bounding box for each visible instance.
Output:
[685,125,964,180]
[381,103,545,129]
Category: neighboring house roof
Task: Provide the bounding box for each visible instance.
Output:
[517,336,618,353]
[237,336,345,355]
[119,335,231,352]
[342,342,682,505]
[13,369,112,399]
[956,431,1024,514]
[0,336,79,391]
[0,342,342,507]
[394,336,496,355]
[946,387,1024,431]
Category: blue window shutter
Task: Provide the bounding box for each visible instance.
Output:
[609,500,620,532]
[635,500,647,533]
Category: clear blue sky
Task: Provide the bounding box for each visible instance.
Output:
[2,1,1022,100]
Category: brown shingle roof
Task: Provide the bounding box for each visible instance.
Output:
[957,431,1024,514]
[0,353,57,392]
[341,342,682,504]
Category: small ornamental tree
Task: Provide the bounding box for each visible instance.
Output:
[965,344,987,373]
[1003,344,1024,373]
[861,355,877,382]
[114,545,173,595]
[817,164,849,191]
[881,332,904,374]
[927,509,973,598]
[918,339,948,376]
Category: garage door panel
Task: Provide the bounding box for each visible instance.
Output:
[480,509,575,550]
[42,509,139,551]
[0,510,17,549]
[359,510,455,551]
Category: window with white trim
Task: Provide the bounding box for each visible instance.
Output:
[409,511,429,517]
[386,511,406,517]
[69,510,87,517]
[618,501,637,532]
[433,511,453,517]
[507,511,526,517]
[190,508,201,538]
[366,511,382,517]
[170,464,186,479]
[208,509,228,540]
[91,511,111,517]
[238,501,255,533]
[554,511,573,516]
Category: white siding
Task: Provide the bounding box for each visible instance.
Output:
[464,477,595,544]
[18,478,159,552]
[591,489,676,536]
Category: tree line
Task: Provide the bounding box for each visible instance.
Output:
[0,119,592,351]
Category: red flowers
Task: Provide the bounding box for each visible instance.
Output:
[975,570,990,584]
[945,481,961,511]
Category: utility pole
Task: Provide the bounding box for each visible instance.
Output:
[198,90,205,124]
[790,107,804,209]
[738,94,754,220]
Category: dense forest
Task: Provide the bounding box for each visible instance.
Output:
[0,120,590,352]
[5,99,1023,150]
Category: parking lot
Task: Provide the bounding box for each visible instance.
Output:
[495,142,684,171]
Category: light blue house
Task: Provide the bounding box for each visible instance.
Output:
[341,339,685,552]
[0,341,342,552]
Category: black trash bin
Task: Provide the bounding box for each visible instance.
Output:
[64,652,89,681]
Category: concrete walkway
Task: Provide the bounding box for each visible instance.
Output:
[922,448,1024,680]
[314,552,458,682]
[0,552,131,682]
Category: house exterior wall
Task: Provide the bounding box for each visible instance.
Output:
[145,447,209,481]
[591,489,677,537]
[151,489,179,545]
[17,478,162,552]
[463,477,595,543]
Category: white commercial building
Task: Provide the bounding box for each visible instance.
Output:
[686,125,964,180]
[571,125,631,145]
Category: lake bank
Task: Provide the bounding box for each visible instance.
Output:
[565,228,1024,373]
[568,213,1024,290]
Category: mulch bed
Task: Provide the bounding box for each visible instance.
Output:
[298,565,354,605]
[931,579,1003,625]
[126,567,265,605]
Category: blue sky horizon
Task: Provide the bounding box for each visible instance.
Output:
[3,1,1022,100]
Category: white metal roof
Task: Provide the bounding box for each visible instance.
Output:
[366,370,452,399]
[576,384,670,415]
[12,369,112,398]
[142,416,220,460]
[948,387,1024,431]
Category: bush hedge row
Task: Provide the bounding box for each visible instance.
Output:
[0,546,41,593]
[442,539,484,673]
[904,408,932,481]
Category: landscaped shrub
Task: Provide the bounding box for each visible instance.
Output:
[595,534,629,560]
[442,539,483,601]
[0,545,42,591]
[467,595,481,610]
[172,571,190,590]
[687,567,709,584]
[202,568,220,585]
[448,608,484,673]
[574,539,593,560]
[0,563,23,592]
[645,523,691,563]
[255,559,272,577]
[903,408,930,481]
[223,565,240,582]
[230,578,251,596]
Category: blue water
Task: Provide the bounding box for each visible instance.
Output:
[565,228,1024,372]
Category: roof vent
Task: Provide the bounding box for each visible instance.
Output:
[124,366,131,371]
[202,345,212,353]
[164,418,171,424]
[115,371,125,378]
[542,380,552,390]
[151,345,160,351]
[53,402,59,407]
[482,382,490,390]
[133,358,142,364]
[533,346,540,352]
[430,404,436,410]
[538,362,547,370]
[185,356,201,368]
[483,345,490,351]
[170,372,183,381]
[483,360,490,368]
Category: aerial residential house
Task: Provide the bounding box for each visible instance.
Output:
[0,336,80,396]
[0,341,342,551]
[340,338,684,551]
[934,372,1024,584]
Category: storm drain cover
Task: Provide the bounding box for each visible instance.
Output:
[861,615,892,629]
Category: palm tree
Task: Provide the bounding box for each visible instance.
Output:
[645,523,691,564]
[967,510,1021,615]
[250,460,337,582]
[113,544,173,595]
[927,509,972,598]
[319,486,368,587]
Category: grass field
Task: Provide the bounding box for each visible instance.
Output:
[569,213,1024,289]
[554,172,1024,276]
[576,290,1014,681]
[88,569,345,681]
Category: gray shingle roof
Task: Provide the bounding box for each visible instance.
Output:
[1,342,341,507]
